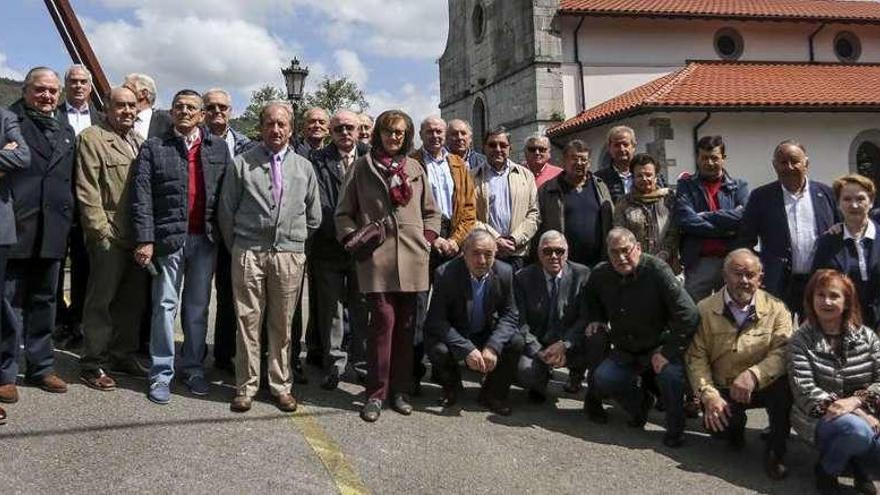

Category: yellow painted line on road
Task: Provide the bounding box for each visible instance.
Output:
[289,408,371,495]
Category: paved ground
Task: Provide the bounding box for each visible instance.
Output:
[1,284,871,494]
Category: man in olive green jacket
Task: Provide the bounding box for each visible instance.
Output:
[76,86,149,391]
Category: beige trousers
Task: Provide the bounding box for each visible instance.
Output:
[231,248,306,397]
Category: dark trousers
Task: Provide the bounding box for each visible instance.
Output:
[55,223,88,331]
[80,243,149,373]
[213,242,236,364]
[717,376,792,456]
[592,354,687,436]
[0,257,61,383]
[365,292,416,401]
[783,274,810,322]
[289,276,311,362]
[519,332,608,393]
[429,333,525,400]
[311,257,366,375]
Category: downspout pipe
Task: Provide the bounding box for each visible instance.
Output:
[573,16,586,112]
[809,23,827,62]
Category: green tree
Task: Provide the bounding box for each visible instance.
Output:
[230,84,285,138]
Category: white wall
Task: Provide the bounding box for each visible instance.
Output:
[560,112,880,191]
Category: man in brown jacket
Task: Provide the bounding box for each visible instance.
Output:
[410,115,476,391]
[686,248,793,479]
[76,86,149,391]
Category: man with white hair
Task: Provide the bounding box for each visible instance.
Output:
[294,107,329,159]
[57,64,103,136]
[124,73,172,140]
[595,125,638,203]
[446,118,487,170]
[523,135,561,189]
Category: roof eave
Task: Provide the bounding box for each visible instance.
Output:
[556,10,880,25]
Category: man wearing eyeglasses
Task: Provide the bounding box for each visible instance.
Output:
[584,227,699,448]
[537,140,613,269]
[307,110,369,390]
[472,128,539,271]
[515,230,605,401]
[202,89,255,373]
[523,135,561,189]
[130,89,233,404]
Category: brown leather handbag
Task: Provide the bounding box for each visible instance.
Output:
[343,215,389,261]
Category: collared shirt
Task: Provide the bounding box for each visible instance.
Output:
[470,272,490,332]
[222,127,236,156]
[174,127,202,151]
[486,160,513,235]
[722,288,756,330]
[64,102,91,136]
[423,148,455,219]
[781,181,817,274]
[134,108,153,140]
[843,220,877,282]
[617,169,633,195]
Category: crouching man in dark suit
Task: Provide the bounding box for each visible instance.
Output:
[426,229,523,415]
[515,230,607,403]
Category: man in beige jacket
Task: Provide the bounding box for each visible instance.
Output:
[76,86,149,391]
[686,248,793,480]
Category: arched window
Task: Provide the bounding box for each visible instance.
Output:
[857,141,880,189]
[472,97,486,151]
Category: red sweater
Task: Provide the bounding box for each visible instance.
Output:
[699,178,726,257]
[186,136,206,234]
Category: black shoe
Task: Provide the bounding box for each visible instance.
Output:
[815,463,841,495]
[440,385,461,408]
[662,432,684,448]
[563,375,583,394]
[391,393,413,415]
[528,390,547,404]
[305,353,323,368]
[764,450,788,480]
[584,395,608,424]
[360,399,382,422]
[320,371,339,391]
[627,392,655,429]
[853,463,877,495]
[478,390,512,416]
[292,359,308,384]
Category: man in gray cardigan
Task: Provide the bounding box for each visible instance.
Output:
[218,102,321,413]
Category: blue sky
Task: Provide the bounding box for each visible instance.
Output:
[0,0,448,122]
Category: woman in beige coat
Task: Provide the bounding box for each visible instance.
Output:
[335,110,441,422]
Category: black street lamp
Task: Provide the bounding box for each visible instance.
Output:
[281,57,309,113]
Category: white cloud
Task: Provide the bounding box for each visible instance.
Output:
[367,82,440,128]
[0,52,24,80]
[333,49,368,87]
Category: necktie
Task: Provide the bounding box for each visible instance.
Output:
[271,154,284,205]
[547,278,560,332]
[470,280,486,333]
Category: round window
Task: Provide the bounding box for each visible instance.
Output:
[472,4,485,41]
[714,28,744,60]
[834,31,861,62]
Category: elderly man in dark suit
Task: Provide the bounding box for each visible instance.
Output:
[0,106,31,421]
[308,109,369,390]
[516,230,606,403]
[738,140,840,319]
[426,229,524,416]
[124,73,172,140]
[0,67,75,404]
[54,64,105,350]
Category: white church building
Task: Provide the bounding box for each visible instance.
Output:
[439,0,880,189]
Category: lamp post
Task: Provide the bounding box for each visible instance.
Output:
[281,57,309,115]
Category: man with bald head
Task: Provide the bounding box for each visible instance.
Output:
[523,135,561,189]
[76,86,150,390]
[307,109,369,389]
[446,118,487,170]
[1,67,75,403]
[295,107,329,159]
[687,248,793,479]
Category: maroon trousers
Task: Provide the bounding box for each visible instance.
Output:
[365,292,416,401]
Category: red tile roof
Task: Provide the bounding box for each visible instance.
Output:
[546,61,880,137]
[558,0,880,24]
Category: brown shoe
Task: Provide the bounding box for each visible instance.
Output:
[230,395,252,413]
[276,393,298,412]
[0,383,18,403]
[27,372,67,393]
[80,369,116,391]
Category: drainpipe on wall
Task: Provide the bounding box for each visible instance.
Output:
[692,112,712,172]
[573,16,586,112]
[808,23,827,62]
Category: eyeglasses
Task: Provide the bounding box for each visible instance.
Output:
[205,104,230,113]
[333,124,356,134]
[381,129,406,138]
[527,146,548,153]
[486,142,510,149]
[173,103,201,112]
[541,247,566,257]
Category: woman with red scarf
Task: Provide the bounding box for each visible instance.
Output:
[335,110,441,422]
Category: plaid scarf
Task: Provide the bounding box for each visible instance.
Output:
[372,150,412,207]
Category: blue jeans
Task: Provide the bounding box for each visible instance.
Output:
[816,413,880,477]
[149,234,217,385]
[593,356,686,436]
